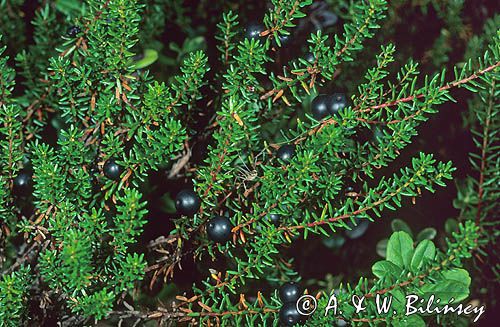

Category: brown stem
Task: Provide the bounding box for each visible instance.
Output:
[475,79,495,223]
[279,165,426,232]
[360,61,500,112]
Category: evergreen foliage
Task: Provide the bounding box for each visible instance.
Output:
[0,0,498,325]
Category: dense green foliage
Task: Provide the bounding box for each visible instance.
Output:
[0,0,498,326]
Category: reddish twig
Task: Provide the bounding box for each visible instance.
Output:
[475,79,495,223]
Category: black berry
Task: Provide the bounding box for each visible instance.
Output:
[328,93,347,115]
[279,302,301,326]
[345,218,370,239]
[103,158,122,181]
[311,94,331,120]
[273,34,291,47]
[344,180,356,194]
[20,202,35,218]
[207,216,233,244]
[280,35,290,44]
[372,126,384,144]
[279,282,301,303]
[304,52,316,63]
[175,189,201,216]
[67,25,81,38]
[12,170,33,197]
[132,52,145,61]
[267,213,281,226]
[245,22,264,39]
[277,144,295,163]
[311,5,339,31]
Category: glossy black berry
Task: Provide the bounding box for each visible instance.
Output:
[344,180,356,194]
[12,170,33,197]
[103,158,122,181]
[267,213,281,226]
[279,302,301,326]
[279,282,301,303]
[132,52,145,61]
[20,202,35,218]
[304,52,316,63]
[273,34,290,47]
[372,126,383,144]
[345,218,370,239]
[207,216,233,244]
[277,144,295,163]
[67,25,81,38]
[175,189,201,216]
[311,5,338,31]
[329,93,347,115]
[311,94,331,120]
[245,22,264,39]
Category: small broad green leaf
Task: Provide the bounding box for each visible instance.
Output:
[386,231,414,268]
[410,240,436,271]
[376,238,388,257]
[133,49,159,69]
[322,234,345,249]
[159,193,176,214]
[445,218,459,234]
[420,268,471,302]
[391,219,413,237]
[389,289,406,312]
[184,36,207,53]
[372,260,402,279]
[169,42,181,53]
[416,227,437,242]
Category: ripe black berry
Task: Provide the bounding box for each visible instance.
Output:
[207,216,233,244]
[372,126,383,144]
[103,158,122,181]
[311,94,331,120]
[273,34,291,47]
[175,189,201,216]
[279,282,301,303]
[344,181,356,195]
[345,218,370,239]
[67,25,81,38]
[279,302,301,326]
[329,93,347,115]
[267,213,281,226]
[12,170,33,197]
[304,52,316,63]
[245,22,264,39]
[276,144,295,163]
[132,52,145,61]
[310,4,339,31]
